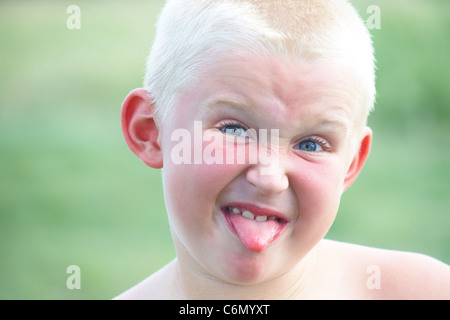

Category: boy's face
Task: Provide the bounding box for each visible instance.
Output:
[155,52,370,284]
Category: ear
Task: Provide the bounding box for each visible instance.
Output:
[121,88,163,169]
[343,126,372,191]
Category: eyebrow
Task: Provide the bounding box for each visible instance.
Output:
[201,97,250,112]
[314,114,352,132]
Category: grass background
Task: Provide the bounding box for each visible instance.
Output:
[0,0,449,299]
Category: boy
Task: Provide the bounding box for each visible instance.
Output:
[117,0,450,299]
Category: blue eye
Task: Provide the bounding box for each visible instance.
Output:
[219,122,250,138]
[220,125,248,137]
[296,140,324,152]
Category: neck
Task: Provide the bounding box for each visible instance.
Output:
[169,249,318,300]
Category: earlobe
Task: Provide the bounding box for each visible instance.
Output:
[121,88,163,169]
[343,126,372,191]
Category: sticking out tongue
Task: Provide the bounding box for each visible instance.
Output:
[228,214,283,253]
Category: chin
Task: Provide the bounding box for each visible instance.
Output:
[215,246,287,285]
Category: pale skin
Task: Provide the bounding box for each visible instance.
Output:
[118,52,450,299]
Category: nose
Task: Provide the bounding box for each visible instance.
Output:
[245,151,289,195]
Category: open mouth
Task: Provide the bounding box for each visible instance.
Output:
[221,203,289,253]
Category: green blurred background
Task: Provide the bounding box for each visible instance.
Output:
[0,0,448,299]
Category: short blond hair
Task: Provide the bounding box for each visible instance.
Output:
[144,0,375,127]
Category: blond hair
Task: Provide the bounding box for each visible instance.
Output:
[144,0,375,127]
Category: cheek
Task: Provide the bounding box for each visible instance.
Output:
[161,135,250,263]
[161,132,247,224]
[290,159,346,233]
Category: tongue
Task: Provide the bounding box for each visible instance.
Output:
[229,214,282,253]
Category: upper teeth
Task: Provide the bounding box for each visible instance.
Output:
[227,206,277,222]
[242,210,255,220]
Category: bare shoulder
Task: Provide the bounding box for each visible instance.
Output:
[374,247,450,299]
[113,260,176,300]
[316,239,450,299]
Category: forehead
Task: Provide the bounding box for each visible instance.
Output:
[196,52,359,131]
